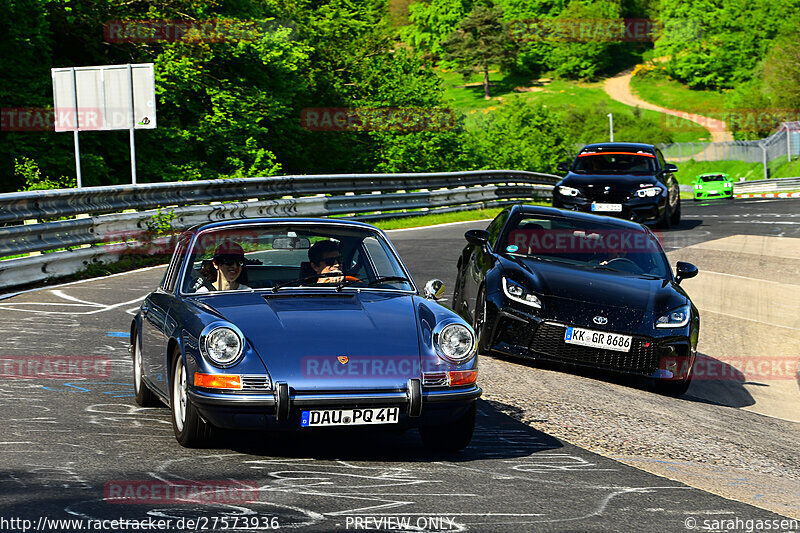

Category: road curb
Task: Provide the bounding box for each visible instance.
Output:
[735,192,800,198]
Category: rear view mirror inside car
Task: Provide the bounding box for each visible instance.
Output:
[272,236,311,249]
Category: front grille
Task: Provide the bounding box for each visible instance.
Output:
[241,375,272,391]
[583,189,631,203]
[530,323,660,374]
[422,372,448,387]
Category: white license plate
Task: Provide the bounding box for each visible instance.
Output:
[591,203,622,212]
[300,407,400,427]
[564,327,631,352]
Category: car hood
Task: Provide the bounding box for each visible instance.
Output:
[504,257,684,331]
[199,291,422,390]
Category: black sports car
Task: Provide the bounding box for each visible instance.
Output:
[453,205,700,395]
[553,143,681,228]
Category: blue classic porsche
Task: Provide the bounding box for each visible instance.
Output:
[130,219,481,449]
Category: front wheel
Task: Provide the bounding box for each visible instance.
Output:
[656,202,672,229]
[420,402,476,452]
[132,329,159,407]
[669,198,681,226]
[472,288,488,354]
[171,350,213,447]
[651,376,692,397]
[452,266,463,313]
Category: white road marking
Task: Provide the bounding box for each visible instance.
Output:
[0,290,146,315]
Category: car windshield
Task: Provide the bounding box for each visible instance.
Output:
[572,152,658,174]
[701,175,726,182]
[501,215,670,278]
[180,223,414,294]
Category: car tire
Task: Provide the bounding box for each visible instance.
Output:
[656,201,672,229]
[132,328,159,407]
[472,288,488,354]
[171,349,213,447]
[669,198,681,226]
[652,376,692,397]
[419,402,476,452]
[452,265,463,313]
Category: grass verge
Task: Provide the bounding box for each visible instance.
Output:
[673,157,800,184]
[438,69,709,143]
[630,72,728,118]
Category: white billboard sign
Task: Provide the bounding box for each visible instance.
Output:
[51,63,156,186]
[51,63,156,131]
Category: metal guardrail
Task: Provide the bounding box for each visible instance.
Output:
[0,170,559,291]
[733,176,800,193]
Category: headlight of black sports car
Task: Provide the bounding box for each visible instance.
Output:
[636,186,664,198]
[502,277,542,309]
[200,323,244,366]
[655,304,691,328]
[433,322,475,364]
[557,185,581,197]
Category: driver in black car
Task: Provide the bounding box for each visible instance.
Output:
[308,240,345,284]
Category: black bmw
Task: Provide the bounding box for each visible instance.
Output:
[453,205,700,395]
[552,143,681,228]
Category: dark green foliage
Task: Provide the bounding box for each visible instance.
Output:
[465,96,576,173]
[653,0,800,90]
[442,6,513,98]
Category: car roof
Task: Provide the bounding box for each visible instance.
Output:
[579,142,656,153]
[511,205,650,232]
[185,217,381,234]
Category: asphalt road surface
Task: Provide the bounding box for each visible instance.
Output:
[0,198,798,532]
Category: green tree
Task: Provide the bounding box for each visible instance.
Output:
[442,6,513,99]
[401,0,472,57]
[465,96,576,172]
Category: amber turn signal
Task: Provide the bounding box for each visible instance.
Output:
[194,372,242,390]
[448,370,478,386]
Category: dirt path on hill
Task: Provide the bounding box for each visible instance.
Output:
[604,66,734,144]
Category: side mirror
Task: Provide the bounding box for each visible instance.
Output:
[465,229,489,248]
[424,279,445,300]
[675,261,698,283]
[557,162,569,172]
[665,163,678,172]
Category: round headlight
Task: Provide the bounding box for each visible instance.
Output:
[434,323,475,364]
[203,326,243,366]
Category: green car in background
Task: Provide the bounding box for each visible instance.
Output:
[692,173,734,200]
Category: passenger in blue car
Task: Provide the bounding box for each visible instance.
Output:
[196,241,251,292]
[307,239,344,284]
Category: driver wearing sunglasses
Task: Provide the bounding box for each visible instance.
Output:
[196,241,251,292]
[308,239,345,284]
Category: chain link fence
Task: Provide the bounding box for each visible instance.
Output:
[657,122,800,179]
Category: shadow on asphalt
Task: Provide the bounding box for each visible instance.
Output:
[216,399,563,461]
[488,351,757,408]
[682,352,757,408]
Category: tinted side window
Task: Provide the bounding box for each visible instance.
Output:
[162,240,187,293]
[656,149,666,171]
[486,210,510,249]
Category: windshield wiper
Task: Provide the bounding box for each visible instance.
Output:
[335,275,411,292]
